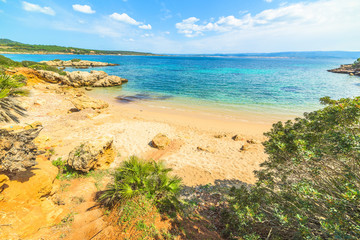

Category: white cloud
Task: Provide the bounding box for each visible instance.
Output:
[22,1,55,16]
[1,0,6,3]
[72,4,95,14]
[139,24,152,30]
[110,13,140,25]
[264,0,273,2]
[176,0,360,38]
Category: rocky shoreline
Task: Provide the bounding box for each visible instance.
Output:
[328,61,360,76]
[38,69,128,87]
[40,59,119,69]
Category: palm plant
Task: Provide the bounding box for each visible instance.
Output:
[0,73,27,123]
[99,156,182,212]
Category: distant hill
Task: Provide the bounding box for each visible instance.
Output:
[0,39,158,56]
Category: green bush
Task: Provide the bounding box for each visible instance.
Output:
[21,60,43,67]
[353,58,360,68]
[53,59,61,62]
[71,58,81,62]
[99,156,182,213]
[28,64,66,76]
[222,96,360,239]
[0,55,22,68]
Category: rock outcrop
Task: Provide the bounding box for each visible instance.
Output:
[151,133,171,150]
[68,94,109,110]
[67,137,116,172]
[38,70,127,88]
[0,127,42,172]
[328,64,360,76]
[0,155,63,239]
[40,59,119,68]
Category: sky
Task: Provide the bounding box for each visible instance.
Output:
[0,0,359,54]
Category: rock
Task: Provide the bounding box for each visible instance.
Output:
[328,64,360,76]
[197,146,215,153]
[246,139,259,144]
[0,127,42,172]
[240,144,250,151]
[151,133,171,150]
[37,70,67,84]
[214,133,227,139]
[69,94,109,110]
[35,70,127,88]
[40,60,119,68]
[0,155,63,239]
[232,134,244,141]
[67,137,116,172]
[0,174,9,188]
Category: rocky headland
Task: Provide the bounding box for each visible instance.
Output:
[328,58,360,76]
[40,59,119,69]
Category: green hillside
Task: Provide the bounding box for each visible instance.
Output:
[0,39,157,56]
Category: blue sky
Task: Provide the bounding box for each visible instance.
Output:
[0,0,359,53]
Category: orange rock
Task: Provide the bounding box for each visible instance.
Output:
[0,155,65,239]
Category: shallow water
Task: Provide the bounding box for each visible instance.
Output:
[5,54,360,117]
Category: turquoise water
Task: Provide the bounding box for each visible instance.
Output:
[5,54,360,117]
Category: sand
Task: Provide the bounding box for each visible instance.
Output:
[2,83,284,186]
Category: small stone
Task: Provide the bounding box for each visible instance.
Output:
[246,139,258,144]
[197,146,215,153]
[240,144,250,151]
[151,133,171,150]
[232,135,244,141]
[214,133,227,139]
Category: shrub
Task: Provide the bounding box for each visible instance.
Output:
[0,55,22,68]
[71,58,81,62]
[28,64,66,76]
[99,156,182,213]
[353,58,360,68]
[21,60,43,67]
[53,59,61,62]
[222,96,360,239]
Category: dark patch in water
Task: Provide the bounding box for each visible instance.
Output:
[116,93,173,103]
[280,86,302,92]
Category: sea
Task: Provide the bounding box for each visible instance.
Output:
[4,54,360,122]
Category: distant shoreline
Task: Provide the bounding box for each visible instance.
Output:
[0,51,161,56]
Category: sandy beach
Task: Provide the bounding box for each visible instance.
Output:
[5,79,279,187]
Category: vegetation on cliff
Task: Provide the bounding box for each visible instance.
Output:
[221,96,360,239]
[0,38,158,56]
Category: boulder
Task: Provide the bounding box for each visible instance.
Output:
[151,133,171,150]
[67,137,116,172]
[69,94,109,110]
[0,127,42,172]
[37,70,67,84]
